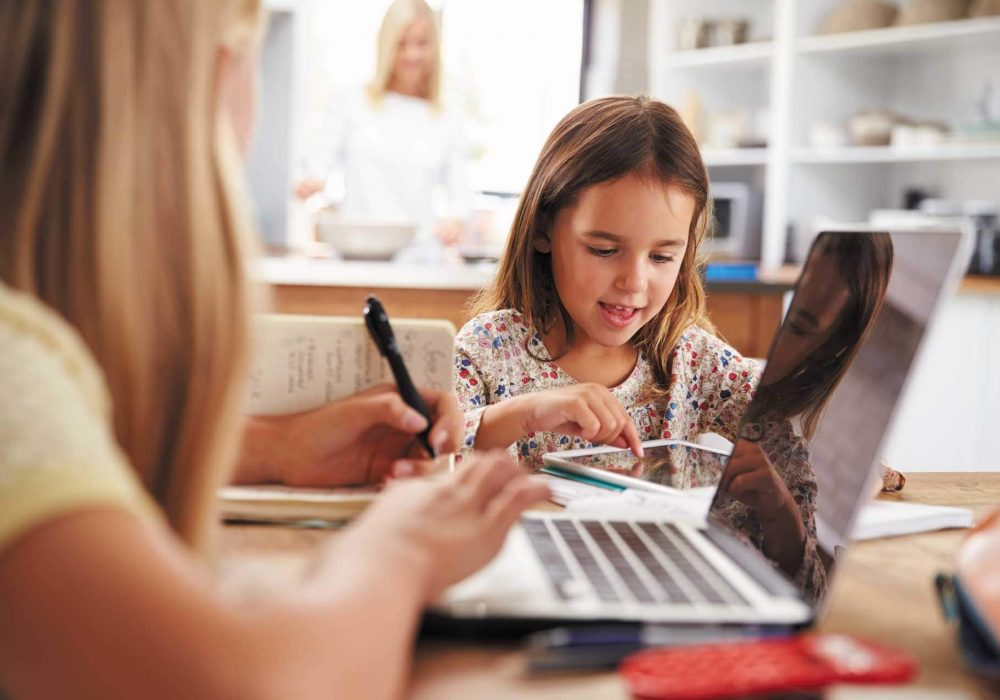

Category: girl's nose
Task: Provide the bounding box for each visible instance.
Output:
[616,259,648,294]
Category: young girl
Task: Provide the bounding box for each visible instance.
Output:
[0,2,545,697]
[454,96,824,594]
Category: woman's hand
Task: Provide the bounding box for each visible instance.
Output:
[294,177,326,200]
[434,218,465,247]
[520,384,644,456]
[340,451,551,601]
[235,384,462,487]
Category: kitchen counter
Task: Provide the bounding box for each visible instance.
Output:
[256,254,796,356]
[257,255,798,293]
[256,256,496,291]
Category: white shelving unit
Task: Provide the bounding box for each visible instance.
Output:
[648,0,1000,471]
[660,41,773,69]
[792,143,1000,164]
[796,14,1000,55]
[649,0,777,262]
[648,0,1000,268]
[702,147,770,166]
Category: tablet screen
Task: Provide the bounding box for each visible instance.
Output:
[552,442,728,490]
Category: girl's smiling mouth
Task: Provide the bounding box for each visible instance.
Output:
[598,302,642,328]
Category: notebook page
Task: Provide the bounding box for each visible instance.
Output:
[247,314,455,415]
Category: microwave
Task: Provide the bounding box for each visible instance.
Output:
[705,182,762,259]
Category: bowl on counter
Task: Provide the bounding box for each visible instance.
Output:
[315,209,416,260]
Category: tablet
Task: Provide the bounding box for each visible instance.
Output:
[541,439,731,494]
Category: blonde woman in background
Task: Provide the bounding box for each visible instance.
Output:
[0,1,546,698]
[297,0,473,250]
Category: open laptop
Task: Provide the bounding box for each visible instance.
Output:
[427,228,970,633]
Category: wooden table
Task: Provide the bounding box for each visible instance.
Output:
[217,473,1000,698]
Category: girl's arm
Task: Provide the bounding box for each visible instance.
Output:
[474,393,538,451]
[452,326,641,456]
[721,440,808,577]
[454,346,498,454]
[476,385,643,456]
[721,425,826,597]
[0,455,547,700]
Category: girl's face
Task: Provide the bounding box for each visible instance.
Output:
[762,256,850,386]
[392,17,434,91]
[536,173,694,350]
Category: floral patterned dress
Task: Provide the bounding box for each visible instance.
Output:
[453,309,827,598]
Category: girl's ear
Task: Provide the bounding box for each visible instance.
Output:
[532,229,552,254]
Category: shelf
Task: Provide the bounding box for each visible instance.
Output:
[702,148,769,166]
[660,41,773,69]
[791,143,1000,164]
[796,16,1000,56]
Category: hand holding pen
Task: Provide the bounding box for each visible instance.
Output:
[364,295,438,458]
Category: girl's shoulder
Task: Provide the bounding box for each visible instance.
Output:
[455,309,534,359]
[672,325,761,375]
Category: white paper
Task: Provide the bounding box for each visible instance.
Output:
[563,486,715,525]
[851,500,973,541]
[546,472,973,542]
[538,474,619,506]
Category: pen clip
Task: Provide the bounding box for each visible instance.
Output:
[364,295,393,356]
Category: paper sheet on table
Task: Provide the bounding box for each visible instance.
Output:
[563,486,716,525]
[554,477,973,542]
[850,500,973,541]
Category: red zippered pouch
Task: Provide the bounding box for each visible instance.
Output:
[620,633,917,699]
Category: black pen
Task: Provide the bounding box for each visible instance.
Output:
[363,295,436,457]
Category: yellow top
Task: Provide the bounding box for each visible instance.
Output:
[0,283,159,554]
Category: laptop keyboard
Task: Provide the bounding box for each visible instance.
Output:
[522,517,749,606]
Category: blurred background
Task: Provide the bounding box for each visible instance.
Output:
[249,0,1000,471]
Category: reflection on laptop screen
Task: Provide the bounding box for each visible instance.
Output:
[709,230,961,604]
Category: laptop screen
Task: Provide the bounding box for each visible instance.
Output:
[708,229,963,605]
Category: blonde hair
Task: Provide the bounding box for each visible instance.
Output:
[0,0,262,552]
[473,96,716,403]
[367,0,442,110]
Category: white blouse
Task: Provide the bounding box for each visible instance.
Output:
[307,87,473,241]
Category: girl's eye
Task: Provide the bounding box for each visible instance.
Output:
[588,246,617,257]
[787,321,810,337]
[650,254,676,264]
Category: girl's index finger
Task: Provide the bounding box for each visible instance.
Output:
[601,394,642,457]
[622,419,644,457]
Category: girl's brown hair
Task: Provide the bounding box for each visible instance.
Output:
[472,95,715,400]
[747,232,894,439]
[0,0,262,552]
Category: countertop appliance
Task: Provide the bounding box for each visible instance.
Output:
[705,182,762,260]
